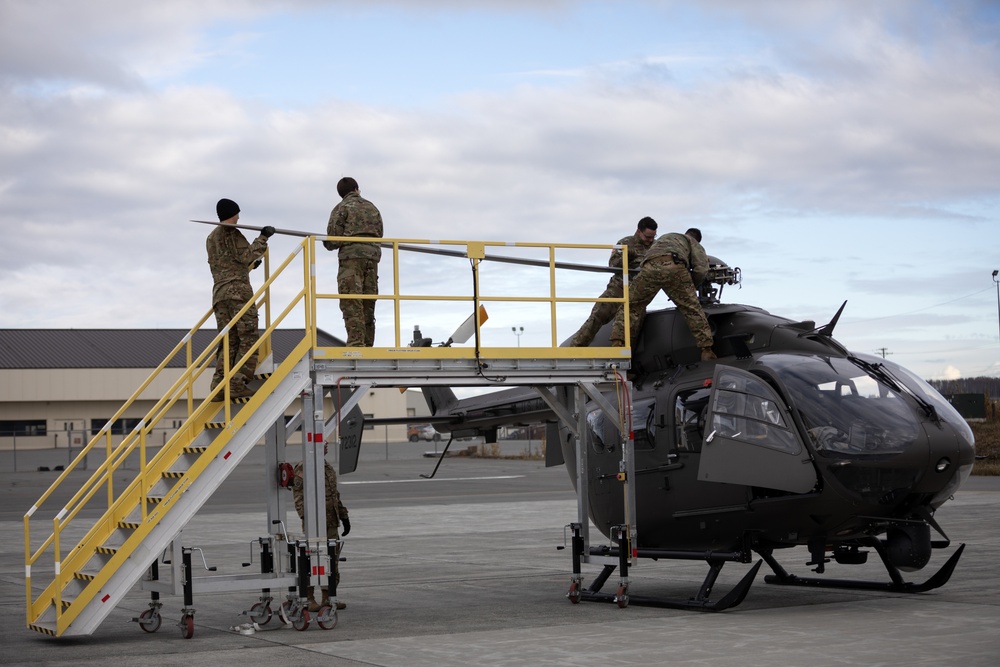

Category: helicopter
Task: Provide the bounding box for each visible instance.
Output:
[388,255,976,611]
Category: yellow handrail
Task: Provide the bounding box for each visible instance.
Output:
[26,234,630,633]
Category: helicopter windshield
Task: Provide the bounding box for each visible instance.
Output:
[763,354,921,459]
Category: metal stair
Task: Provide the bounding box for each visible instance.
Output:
[25,339,311,637]
[25,234,633,638]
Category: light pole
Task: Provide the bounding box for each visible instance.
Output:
[993,270,1000,344]
[511,326,524,347]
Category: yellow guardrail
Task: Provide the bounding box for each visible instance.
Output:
[25,234,629,633]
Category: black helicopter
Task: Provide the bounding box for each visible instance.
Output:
[404,256,976,611]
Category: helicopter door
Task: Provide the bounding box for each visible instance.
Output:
[698,366,817,493]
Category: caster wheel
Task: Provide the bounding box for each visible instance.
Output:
[250,601,272,626]
[138,608,161,633]
[317,605,338,630]
[278,600,292,625]
[615,584,629,609]
[567,581,581,604]
[292,609,310,631]
[180,614,195,639]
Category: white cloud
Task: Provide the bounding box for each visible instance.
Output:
[0,0,997,379]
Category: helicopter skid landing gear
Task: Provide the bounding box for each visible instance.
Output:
[758,541,966,594]
[576,559,761,612]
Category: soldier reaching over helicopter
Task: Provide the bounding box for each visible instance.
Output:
[290,444,351,611]
[569,216,657,347]
[609,227,716,360]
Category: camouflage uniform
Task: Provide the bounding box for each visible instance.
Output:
[326,191,383,346]
[570,232,653,346]
[292,460,349,588]
[206,226,268,390]
[610,232,713,350]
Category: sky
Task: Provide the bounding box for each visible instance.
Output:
[1,0,998,381]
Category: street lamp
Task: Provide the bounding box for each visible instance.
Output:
[993,270,999,344]
[511,326,524,347]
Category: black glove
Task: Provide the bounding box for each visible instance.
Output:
[323,240,336,251]
[252,259,262,269]
[261,225,275,238]
[341,517,351,536]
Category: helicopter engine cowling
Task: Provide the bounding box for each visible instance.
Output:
[884,523,933,572]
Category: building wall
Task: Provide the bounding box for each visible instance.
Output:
[0,368,409,448]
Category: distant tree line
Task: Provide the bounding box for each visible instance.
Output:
[928,377,1000,398]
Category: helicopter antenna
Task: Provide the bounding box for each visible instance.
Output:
[815,300,848,337]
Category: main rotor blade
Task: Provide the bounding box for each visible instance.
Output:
[191,219,621,275]
[191,219,312,238]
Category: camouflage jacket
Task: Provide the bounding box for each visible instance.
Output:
[608,232,653,284]
[326,192,383,261]
[291,460,349,525]
[642,232,709,285]
[206,226,268,305]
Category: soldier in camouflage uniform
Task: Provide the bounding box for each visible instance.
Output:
[610,228,716,361]
[569,217,657,346]
[324,177,383,346]
[291,444,351,611]
[206,199,275,399]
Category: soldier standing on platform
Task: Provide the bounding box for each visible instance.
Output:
[291,444,351,611]
[609,227,716,360]
[569,216,657,347]
[324,177,383,346]
[206,198,274,399]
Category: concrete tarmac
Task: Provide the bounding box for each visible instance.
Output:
[2,444,998,666]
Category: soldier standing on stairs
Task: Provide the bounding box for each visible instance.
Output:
[206,198,275,400]
[291,444,351,611]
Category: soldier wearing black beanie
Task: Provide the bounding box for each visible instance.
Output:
[217,198,241,222]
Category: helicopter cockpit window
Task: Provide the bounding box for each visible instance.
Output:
[675,387,711,452]
[710,370,800,455]
[587,398,655,452]
[764,353,920,459]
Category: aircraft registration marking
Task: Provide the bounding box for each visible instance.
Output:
[342,475,523,485]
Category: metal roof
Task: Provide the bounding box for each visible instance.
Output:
[0,329,343,370]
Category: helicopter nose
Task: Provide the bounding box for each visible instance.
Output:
[920,421,975,506]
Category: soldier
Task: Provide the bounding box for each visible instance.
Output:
[569,217,657,346]
[291,444,351,611]
[324,177,383,346]
[609,227,716,361]
[206,198,274,400]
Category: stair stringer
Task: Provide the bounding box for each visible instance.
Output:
[47,348,312,637]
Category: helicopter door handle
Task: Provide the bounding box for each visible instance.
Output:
[706,430,716,443]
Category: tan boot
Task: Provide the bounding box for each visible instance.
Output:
[307,586,320,612]
[320,587,346,610]
[700,347,717,361]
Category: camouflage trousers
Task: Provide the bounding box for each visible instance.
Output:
[211,298,258,389]
[294,511,342,587]
[338,258,378,347]
[610,257,713,348]
[570,279,624,346]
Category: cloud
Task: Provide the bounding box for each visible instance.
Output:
[0,0,997,380]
